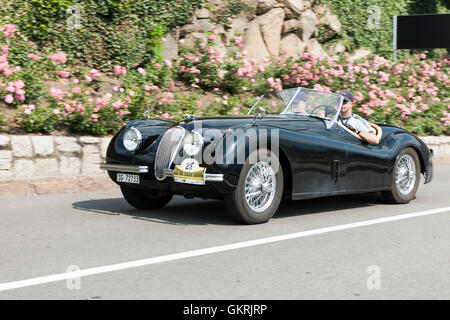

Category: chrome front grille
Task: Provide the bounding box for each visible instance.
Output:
[154,126,186,180]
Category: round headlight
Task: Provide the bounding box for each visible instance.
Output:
[123,127,142,152]
[183,131,203,156]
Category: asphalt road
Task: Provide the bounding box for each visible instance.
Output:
[1,165,449,300]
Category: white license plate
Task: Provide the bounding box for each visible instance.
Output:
[117,173,140,184]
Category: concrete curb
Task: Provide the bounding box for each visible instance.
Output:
[0,174,118,198]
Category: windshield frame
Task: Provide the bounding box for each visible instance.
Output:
[280,87,344,130]
[248,87,344,130]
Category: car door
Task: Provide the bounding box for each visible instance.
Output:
[285,118,348,199]
[335,124,389,191]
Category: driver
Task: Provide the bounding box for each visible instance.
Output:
[338,90,380,145]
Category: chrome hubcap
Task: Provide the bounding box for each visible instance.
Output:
[245,161,276,213]
[395,154,416,195]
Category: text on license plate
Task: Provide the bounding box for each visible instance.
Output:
[173,165,205,185]
[117,173,140,184]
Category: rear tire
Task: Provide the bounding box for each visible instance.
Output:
[121,186,173,210]
[225,149,283,224]
[382,147,420,204]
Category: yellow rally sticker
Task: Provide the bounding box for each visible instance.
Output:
[173,165,206,181]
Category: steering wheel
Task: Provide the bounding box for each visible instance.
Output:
[310,104,336,118]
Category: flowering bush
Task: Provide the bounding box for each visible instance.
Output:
[177,29,225,89]
[0,23,448,136]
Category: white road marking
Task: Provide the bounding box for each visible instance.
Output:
[1,206,449,292]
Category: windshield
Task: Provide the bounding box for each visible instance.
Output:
[248,87,343,129]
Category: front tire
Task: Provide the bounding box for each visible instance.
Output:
[382,147,420,204]
[225,149,283,224]
[121,186,173,210]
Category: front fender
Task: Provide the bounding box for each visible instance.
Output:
[387,132,433,184]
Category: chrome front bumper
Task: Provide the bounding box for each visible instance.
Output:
[162,169,224,182]
[100,163,149,173]
[100,163,224,182]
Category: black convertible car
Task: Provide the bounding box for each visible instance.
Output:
[101,87,433,224]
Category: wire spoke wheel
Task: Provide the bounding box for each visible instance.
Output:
[224,148,283,224]
[382,147,420,204]
[244,161,276,213]
[395,154,416,195]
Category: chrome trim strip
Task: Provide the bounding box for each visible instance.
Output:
[167,126,186,171]
[100,163,149,173]
[246,94,265,115]
[155,126,186,181]
[163,169,223,182]
[204,173,224,182]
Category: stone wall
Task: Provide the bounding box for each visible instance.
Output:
[0,134,448,197]
[162,0,352,63]
[420,136,450,163]
[0,135,117,197]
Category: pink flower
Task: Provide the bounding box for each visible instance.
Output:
[163,60,172,69]
[137,67,146,76]
[113,65,126,76]
[161,113,170,120]
[0,24,16,37]
[48,51,67,65]
[71,86,81,93]
[4,94,14,103]
[56,70,70,78]
[1,45,9,54]
[53,109,60,115]
[27,53,40,61]
[14,80,25,89]
[112,100,123,109]
[90,69,101,79]
[49,87,63,100]
[24,109,32,115]
[154,63,161,70]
